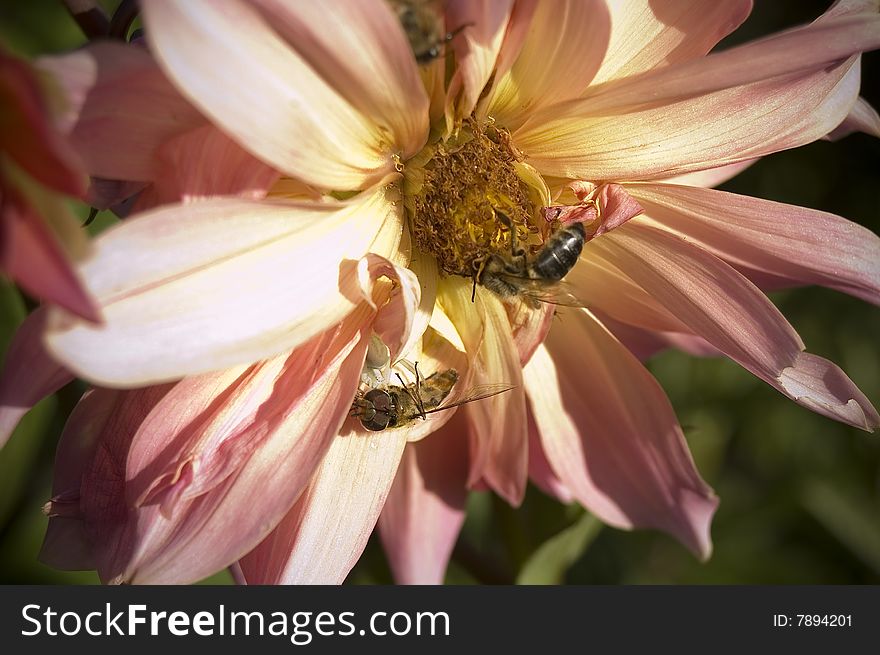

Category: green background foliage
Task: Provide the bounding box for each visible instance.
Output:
[0,0,877,585]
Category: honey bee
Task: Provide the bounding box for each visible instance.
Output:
[350,364,512,431]
[388,0,468,65]
[473,212,587,307]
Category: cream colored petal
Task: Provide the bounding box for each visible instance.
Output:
[251,0,429,158]
[445,0,515,126]
[439,278,527,506]
[45,191,403,386]
[488,0,611,131]
[142,0,393,190]
[236,426,408,584]
[517,57,862,181]
[590,0,752,85]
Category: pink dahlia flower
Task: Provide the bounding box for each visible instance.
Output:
[1,0,878,584]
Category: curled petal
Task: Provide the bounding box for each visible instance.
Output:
[45,190,403,386]
[825,96,880,140]
[379,415,470,584]
[626,183,880,306]
[592,223,879,430]
[356,253,421,362]
[237,425,407,584]
[546,183,644,239]
[142,0,396,189]
[525,316,718,559]
[0,308,73,448]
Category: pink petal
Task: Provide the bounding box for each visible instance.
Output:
[575,1,880,115]
[142,0,397,189]
[445,0,514,125]
[37,43,205,182]
[825,96,880,140]
[545,183,644,239]
[517,55,863,181]
[527,410,574,504]
[590,0,753,85]
[2,186,102,322]
[250,0,429,159]
[145,125,280,204]
[592,222,879,430]
[657,159,758,188]
[99,324,368,584]
[626,183,880,306]
[440,278,528,506]
[525,317,718,559]
[236,424,407,584]
[45,191,403,386]
[506,301,554,365]
[593,310,720,361]
[487,0,611,131]
[378,414,470,584]
[40,386,169,572]
[0,49,86,197]
[0,308,73,448]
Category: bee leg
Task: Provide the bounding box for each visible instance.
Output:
[472,257,488,303]
[495,210,528,270]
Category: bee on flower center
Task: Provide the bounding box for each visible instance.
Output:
[474,211,587,307]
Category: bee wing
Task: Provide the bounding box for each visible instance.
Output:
[499,274,587,307]
[421,383,515,416]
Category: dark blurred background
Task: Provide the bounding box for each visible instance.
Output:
[0,0,877,584]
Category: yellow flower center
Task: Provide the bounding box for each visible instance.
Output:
[402,118,544,279]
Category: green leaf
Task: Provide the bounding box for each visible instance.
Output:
[516,512,602,585]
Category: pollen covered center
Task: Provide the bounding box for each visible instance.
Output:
[403,120,539,278]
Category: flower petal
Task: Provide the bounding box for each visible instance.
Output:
[100,324,367,584]
[142,0,395,189]
[825,96,880,140]
[0,308,72,448]
[527,410,574,504]
[45,190,403,386]
[236,425,407,584]
[626,183,880,306]
[657,159,758,188]
[378,414,469,584]
[39,387,164,572]
[590,0,753,85]
[517,55,863,181]
[439,277,527,506]
[487,0,611,131]
[2,180,101,322]
[571,0,880,115]
[445,0,514,125]
[525,316,718,559]
[592,222,879,430]
[356,253,421,362]
[37,43,205,182]
[250,0,429,158]
[1,49,86,197]
[143,125,280,205]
